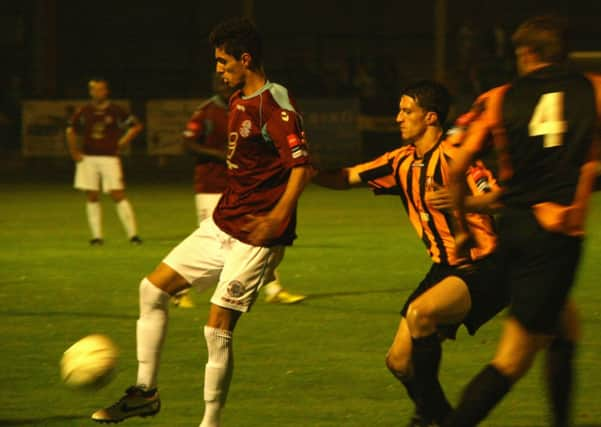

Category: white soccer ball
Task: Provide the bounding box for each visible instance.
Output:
[60,334,119,389]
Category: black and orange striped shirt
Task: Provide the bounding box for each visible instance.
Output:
[354,139,497,266]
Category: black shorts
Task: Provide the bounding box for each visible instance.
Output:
[400,253,509,338]
[497,208,583,334]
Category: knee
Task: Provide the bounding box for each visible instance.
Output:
[111,191,125,202]
[492,353,535,381]
[405,302,435,336]
[139,278,170,309]
[385,349,411,380]
[87,192,100,202]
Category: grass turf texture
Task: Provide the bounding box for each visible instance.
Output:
[1,180,601,426]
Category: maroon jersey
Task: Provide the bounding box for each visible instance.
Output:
[213,82,311,246]
[183,96,229,194]
[69,103,134,155]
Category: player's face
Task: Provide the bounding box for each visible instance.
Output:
[89,81,109,102]
[396,95,428,142]
[214,47,245,89]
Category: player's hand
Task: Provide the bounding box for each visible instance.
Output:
[454,230,475,260]
[242,214,283,246]
[425,187,452,211]
[71,151,83,162]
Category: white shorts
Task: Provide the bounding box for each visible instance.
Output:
[163,217,285,312]
[195,193,222,225]
[74,155,124,193]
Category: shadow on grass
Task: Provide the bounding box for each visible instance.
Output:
[0,414,88,426]
[0,310,136,320]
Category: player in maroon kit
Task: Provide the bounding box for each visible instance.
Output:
[66,78,143,245]
[91,18,312,426]
[174,74,306,308]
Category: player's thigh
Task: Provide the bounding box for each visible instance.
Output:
[74,156,100,191]
[147,262,190,295]
[408,275,471,326]
[557,299,581,342]
[211,241,285,313]
[162,218,225,293]
[386,317,413,375]
[98,156,124,193]
[492,317,552,379]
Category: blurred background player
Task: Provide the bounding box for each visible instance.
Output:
[313,80,508,427]
[172,73,306,308]
[444,15,600,427]
[66,78,143,245]
[90,17,313,426]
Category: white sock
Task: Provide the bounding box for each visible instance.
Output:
[86,201,102,239]
[116,199,138,238]
[200,326,233,427]
[262,270,283,298]
[136,278,170,389]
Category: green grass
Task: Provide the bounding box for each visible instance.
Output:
[1,180,601,426]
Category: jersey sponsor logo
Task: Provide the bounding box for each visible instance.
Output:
[227,280,245,298]
[186,121,200,131]
[287,134,301,148]
[281,111,289,122]
[239,120,252,138]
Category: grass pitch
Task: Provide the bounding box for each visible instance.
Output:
[1,176,601,426]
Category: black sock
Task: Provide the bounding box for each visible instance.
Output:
[412,334,452,422]
[546,338,575,427]
[400,376,429,419]
[443,364,512,427]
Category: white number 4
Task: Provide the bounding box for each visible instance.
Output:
[528,92,567,148]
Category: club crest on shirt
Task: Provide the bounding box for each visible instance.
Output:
[239,120,252,138]
[227,280,245,298]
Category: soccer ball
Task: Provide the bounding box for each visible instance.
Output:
[60,334,119,389]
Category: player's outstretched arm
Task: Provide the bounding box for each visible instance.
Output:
[312,165,363,189]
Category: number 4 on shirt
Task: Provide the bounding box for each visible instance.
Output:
[528,91,567,148]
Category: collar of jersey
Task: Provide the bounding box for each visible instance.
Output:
[241,81,272,100]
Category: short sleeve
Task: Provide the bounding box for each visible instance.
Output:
[264,109,310,168]
[353,150,400,192]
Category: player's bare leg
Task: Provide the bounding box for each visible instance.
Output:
[402,276,472,425]
[386,318,429,426]
[110,189,141,244]
[444,318,552,426]
[200,304,241,427]
[91,263,189,423]
[86,190,103,245]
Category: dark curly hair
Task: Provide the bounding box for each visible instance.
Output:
[401,80,451,125]
[209,17,263,70]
